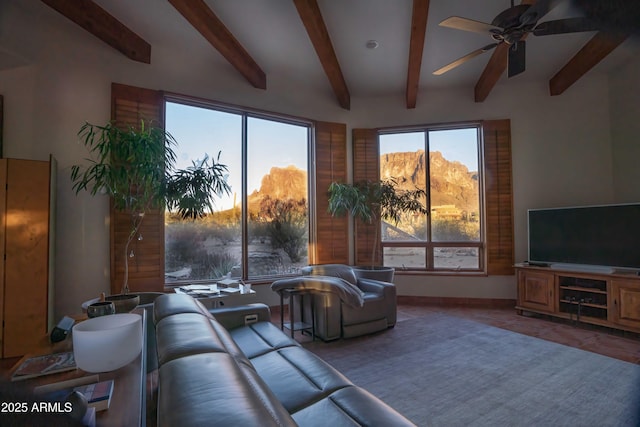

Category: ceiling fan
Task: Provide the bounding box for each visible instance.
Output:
[433,0,600,78]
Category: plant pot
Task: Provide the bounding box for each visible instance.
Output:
[81,292,163,314]
[105,294,140,313]
[353,266,395,283]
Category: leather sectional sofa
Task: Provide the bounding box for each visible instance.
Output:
[153,293,415,426]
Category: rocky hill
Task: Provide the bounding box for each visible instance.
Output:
[248,165,307,207]
[249,151,478,214]
[381,150,478,213]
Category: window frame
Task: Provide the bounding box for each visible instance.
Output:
[377,121,486,273]
[110,83,511,293]
[163,93,315,284]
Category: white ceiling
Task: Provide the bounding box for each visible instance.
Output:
[6,0,640,100]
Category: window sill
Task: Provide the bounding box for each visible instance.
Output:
[393,270,488,277]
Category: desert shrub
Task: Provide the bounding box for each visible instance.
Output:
[166,220,238,280]
[209,222,240,245]
[260,197,308,262]
[248,220,270,243]
[203,251,238,279]
[165,222,207,270]
[431,219,479,241]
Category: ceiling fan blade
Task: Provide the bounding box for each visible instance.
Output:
[519,0,563,25]
[439,16,503,35]
[433,43,499,75]
[508,41,526,78]
[533,17,600,36]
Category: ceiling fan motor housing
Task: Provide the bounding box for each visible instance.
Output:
[491,4,536,44]
[491,4,532,29]
[433,0,605,78]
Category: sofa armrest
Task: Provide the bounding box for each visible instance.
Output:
[272,276,364,308]
[357,278,395,295]
[357,278,397,327]
[210,303,271,330]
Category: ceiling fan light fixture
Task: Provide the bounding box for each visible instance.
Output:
[366,40,379,49]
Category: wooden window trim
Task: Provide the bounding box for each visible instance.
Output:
[357,120,514,275]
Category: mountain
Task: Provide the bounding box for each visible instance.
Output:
[249,151,478,214]
[381,150,478,213]
[248,165,307,206]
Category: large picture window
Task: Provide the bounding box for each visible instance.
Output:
[164,100,310,283]
[379,125,483,271]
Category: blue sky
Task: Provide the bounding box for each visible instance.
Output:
[166,102,478,210]
[380,128,479,171]
[165,102,308,210]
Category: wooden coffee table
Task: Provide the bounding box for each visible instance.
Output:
[6,309,147,427]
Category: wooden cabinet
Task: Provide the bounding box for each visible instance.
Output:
[517,269,555,313]
[0,157,55,358]
[610,279,640,329]
[516,265,640,333]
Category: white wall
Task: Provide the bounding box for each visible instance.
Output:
[350,77,615,298]
[0,0,629,317]
[610,52,640,202]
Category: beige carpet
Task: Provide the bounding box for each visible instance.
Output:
[304,313,640,427]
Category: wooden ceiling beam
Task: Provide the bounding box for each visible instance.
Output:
[474,43,509,103]
[169,0,266,89]
[406,0,430,109]
[549,31,628,96]
[41,0,151,63]
[293,0,350,110]
[474,0,536,102]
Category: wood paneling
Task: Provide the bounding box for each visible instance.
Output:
[0,160,6,356]
[314,121,348,264]
[483,119,514,275]
[352,128,380,267]
[110,83,165,294]
[0,159,52,357]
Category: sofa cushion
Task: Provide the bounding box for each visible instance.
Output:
[153,293,212,324]
[158,353,296,427]
[208,319,253,367]
[249,346,352,413]
[291,385,416,427]
[229,321,300,359]
[155,312,251,367]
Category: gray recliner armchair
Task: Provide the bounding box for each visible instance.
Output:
[272,264,397,341]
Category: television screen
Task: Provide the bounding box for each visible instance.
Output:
[528,203,640,270]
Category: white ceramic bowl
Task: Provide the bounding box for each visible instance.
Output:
[72,313,142,373]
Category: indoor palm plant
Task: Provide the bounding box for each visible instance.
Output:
[71,120,231,306]
[327,178,427,280]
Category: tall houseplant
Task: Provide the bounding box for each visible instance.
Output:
[71,120,231,296]
[328,178,427,276]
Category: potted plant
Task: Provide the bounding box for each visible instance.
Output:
[71,120,230,310]
[327,178,427,281]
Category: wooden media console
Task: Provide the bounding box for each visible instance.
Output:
[515,264,640,333]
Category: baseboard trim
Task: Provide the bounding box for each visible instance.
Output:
[397,296,516,309]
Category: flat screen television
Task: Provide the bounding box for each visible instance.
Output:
[528,203,640,271]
